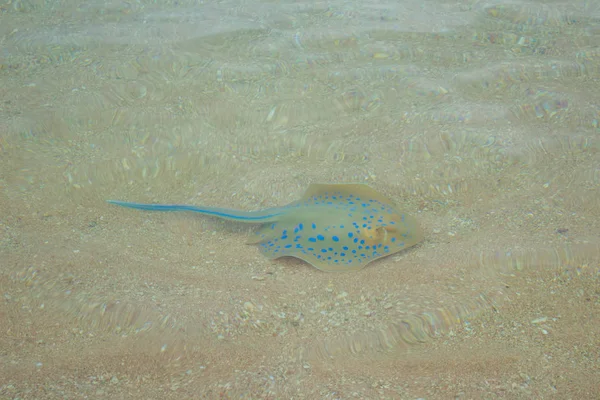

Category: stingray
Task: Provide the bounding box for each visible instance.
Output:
[107,183,424,272]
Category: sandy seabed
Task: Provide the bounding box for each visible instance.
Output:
[1,0,599,398]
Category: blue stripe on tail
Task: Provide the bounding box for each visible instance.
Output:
[107,200,284,222]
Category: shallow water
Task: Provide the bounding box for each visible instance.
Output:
[1,0,599,398]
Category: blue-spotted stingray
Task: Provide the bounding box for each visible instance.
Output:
[107,183,423,272]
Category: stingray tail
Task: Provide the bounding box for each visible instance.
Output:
[106,200,283,223]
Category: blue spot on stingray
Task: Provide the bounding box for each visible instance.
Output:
[332,235,339,242]
[311,223,317,229]
[308,237,317,243]
[317,234,324,241]
[391,237,396,242]
[343,246,348,250]
[284,244,292,248]
[348,232,353,238]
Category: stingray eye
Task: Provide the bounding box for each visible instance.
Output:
[384,226,398,234]
[374,227,388,241]
[380,226,398,243]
